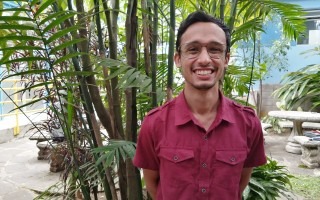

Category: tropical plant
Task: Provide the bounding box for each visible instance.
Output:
[0,0,307,199]
[243,157,294,200]
[273,46,320,111]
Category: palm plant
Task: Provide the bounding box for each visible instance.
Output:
[0,0,308,199]
[273,46,320,111]
[243,157,294,200]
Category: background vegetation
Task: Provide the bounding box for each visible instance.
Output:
[290,174,320,200]
[0,0,307,199]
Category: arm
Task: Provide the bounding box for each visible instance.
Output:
[239,167,253,195]
[143,169,160,199]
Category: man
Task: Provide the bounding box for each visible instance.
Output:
[133,11,267,200]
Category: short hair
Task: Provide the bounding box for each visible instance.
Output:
[176,11,231,54]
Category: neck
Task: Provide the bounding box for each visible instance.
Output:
[184,86,220,115]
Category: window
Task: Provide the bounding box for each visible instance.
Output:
[297,9,320,45]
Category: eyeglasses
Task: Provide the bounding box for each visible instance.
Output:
[179,42,226,59]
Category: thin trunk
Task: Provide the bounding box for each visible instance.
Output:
[167,0,175,101]
[258,39,262,118]
[93,0,116,198]
[228,0,238,33]
[151,0,158,107]
[141,0,151,76]
[125,0,143,199]
[220,0,225,21]
[102,1,128,199]
[101,0,124,140]
[75,0,117,199]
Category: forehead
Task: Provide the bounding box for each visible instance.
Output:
[180,22,226,45]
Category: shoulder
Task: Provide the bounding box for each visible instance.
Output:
[227,99,257,117]
[146,99,175,117]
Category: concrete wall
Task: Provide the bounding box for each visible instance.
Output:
[252,83,320,118]
[250,84,282,118]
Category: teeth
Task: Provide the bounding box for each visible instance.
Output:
[196,70,212,75]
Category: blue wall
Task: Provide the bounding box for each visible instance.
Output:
[254,0,320,86]
[278,0,320,10]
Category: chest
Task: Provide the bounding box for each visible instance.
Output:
[154,119,248,152]
[193,112,217,131]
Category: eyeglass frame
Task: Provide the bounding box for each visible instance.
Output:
[178,42,227,60]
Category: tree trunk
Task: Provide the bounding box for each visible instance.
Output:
[125,0,143,199]
[151,0,158,108]
[75,0,117,199]
[220,0,225,21]
[141,0,152,77]
[167,0,175,101]
[228,0,238,32]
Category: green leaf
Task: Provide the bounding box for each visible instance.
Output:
[0,24,36,30]
[34,0,57,18]
[0,45,44,51]
[0,56,49,65]
[104,66,130,81]
[0,69,50,82]
[49,38,86,55]
[43,12,78,34]
[98,58,127,67]
[56,71,98,78]
[14,81,53,95]
[8,96,48,113]
[53,52,87,65]
[0,8,29,12]
[93,140,136,167]
[66,89,74,131]
[0,35,41,41]
[45,26,81,44]
[0,16,33,21]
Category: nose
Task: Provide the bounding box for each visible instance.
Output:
[197,47,211,65]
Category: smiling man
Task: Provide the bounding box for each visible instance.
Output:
[133,11,267,200]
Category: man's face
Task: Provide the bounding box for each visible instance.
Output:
[174,22,230,91]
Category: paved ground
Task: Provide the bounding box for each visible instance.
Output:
[264,131,320,200]
[0,130,319,200]
[0,135,60,200]
[264,131,320,177]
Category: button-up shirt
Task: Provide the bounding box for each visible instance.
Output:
[133,91,267,200]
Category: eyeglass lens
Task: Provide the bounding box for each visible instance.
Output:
[180,42,225,59]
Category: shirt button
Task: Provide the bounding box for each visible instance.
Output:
[202,163,207,168]
[203,135,208,140]
[230,156,236,162]
[173,155,179,161]
[201,188,206,193]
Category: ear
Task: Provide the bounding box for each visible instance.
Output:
[224,52,230,69]
[174,52,181,68]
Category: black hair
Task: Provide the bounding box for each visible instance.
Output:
[176,11,231,53]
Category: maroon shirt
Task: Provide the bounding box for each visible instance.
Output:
[133,91,267,200]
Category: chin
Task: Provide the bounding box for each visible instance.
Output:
[193,84,216,90]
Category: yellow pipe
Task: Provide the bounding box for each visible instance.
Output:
[0,79,47,136]
[14,81,19,135]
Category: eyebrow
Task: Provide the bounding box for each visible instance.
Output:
[184,41,226,46]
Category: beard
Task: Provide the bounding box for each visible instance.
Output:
[192,82,216,90]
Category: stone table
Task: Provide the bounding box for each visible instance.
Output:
[268,111,320,154]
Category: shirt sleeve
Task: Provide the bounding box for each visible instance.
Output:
[244,116,267,168]
[133,116,160,170]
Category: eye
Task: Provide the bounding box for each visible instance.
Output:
[186,46,200,54]
[208,47,222,54]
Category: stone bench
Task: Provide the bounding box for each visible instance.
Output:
[29,132,53,160]
[279,121,320,130]
[261,123,272,135]
[293,136,320,168]
[29,131,52,143]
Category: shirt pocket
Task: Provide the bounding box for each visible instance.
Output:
[159,147,195,186]
[213,150,247,189]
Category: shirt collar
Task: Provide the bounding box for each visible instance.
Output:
[174,90,235,126]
